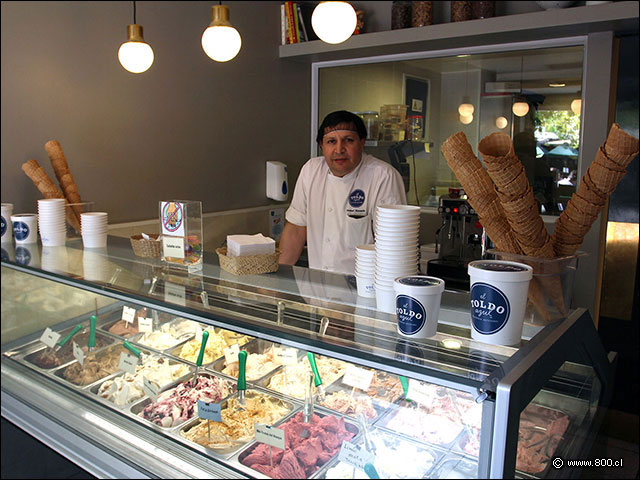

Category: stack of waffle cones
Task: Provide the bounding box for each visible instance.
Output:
[553,123,639,256]
[21,140,84,233]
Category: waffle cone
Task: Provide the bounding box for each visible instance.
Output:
[588,158,626,195]
[495,166,530,198]
[45,140,83,220]
[564,194,601,225]
[478,132,516,167]
[595,147,626,172]
[576,174,607,207]
[21,159,65,200]
[479,217,522,254]
[604,123,639,169]
[527,278,551,324]
[553,214,585,244]
[442,132,478,171]
[523,238,568,316]
[500,186,535,216]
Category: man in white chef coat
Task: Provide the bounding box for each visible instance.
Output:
[279,110,407,275]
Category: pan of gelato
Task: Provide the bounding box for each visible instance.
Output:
[131,318,199,352]
[266,355,349,400]
[171,327,252,366]
[210,340,293,384]
[54,343,136,387]
[179,389,294,457]
[25,330,113,370]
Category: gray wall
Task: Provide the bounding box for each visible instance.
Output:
[1,1,310,223]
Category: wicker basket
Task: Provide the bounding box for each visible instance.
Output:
[216,247,280,275]
[130,234,162,258]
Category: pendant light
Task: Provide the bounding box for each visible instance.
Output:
[496,116,508,129]
[118,1,154,74]
[202,2,242,62]
[458,57,474,117]
[460,114,473,125]
[512,56,530,117]
[571,98,582,115]
[312,1,357,44]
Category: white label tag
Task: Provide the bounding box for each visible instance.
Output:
[118,352,138,374]
[162,236,185,260]
[143,377,160,402]
[164,282,186,306]
[274,347,297,366]
[255,424,285,450]
[197,400,222,422]
[138,317,153,333]
[72,341,85,366]
[223,343,240,364]
[342,366,374,392]
[338,440,375,471]
[195,324,203,342]
[122,306,136,324]
[40,327,61,349]
[406,379,433,407]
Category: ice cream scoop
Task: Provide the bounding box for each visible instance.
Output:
[54,324,83,351]
[88,315,97,352]
[301,372,314,439]
[306,352,325,401]
[193,330,209,386]
[364,463,380,479]
[237,350,247,410]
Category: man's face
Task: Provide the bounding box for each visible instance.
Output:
[321,123,365,177]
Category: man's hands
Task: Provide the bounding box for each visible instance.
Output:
[278,222,307,265]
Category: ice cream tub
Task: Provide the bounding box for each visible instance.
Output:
[209,339,293,386]
[430,454,479,479]
[233,407,360,479]
[394,275,445,339]
[128,317,198,353]
[89,354,193,409]
[178,388,296,459]
[168,327,253,367]
[468,260,533,346]
[316,426,443,479]
[129,371,237,431]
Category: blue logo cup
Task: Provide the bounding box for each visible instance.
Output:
[13,221,30,242]
[396,294,427,336]
[470,282,510,335]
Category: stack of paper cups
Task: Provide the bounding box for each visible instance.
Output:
[374,205,421,314]
[1,203,14,243]
[38,199,67,246]
[355,244,376,297]
[81,212,108,248]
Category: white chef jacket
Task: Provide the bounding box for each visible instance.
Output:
[285,153,407,275]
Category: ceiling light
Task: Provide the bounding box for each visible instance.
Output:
[460,114,473,125]
[311,2,357,44]
[496,116,508,129]
[202,4,242,62]
[118,1,154,74]
[571,98,582,115]
[549,82,566,87]
[458,58,474,118]
[512,56,529,117]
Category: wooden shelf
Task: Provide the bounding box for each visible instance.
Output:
[279,2,638,63]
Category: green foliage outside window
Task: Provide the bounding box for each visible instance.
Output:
[535,110,581,149]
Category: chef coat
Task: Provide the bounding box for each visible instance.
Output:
[285,153,407,275]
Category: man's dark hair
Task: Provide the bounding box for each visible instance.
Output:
[316,110,367,144]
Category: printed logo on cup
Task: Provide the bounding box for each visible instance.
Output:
[396,294,427,335]
[348,189,365,208]
[0,216,6,237]
[15,246,31,265]
[470,282,511,335]
[13,221,30,241]
[398,277,441,287]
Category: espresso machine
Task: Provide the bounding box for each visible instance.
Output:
[427,189,483,291]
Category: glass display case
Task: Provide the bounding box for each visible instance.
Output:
[1,237,614,478]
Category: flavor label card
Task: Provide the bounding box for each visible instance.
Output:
[197,400,222,422]
[143,377,160,402]
[138,317,153,333]
[72,341,85,366]
[338,440,375,471]
[122,306,136,324]
[406,379,432,406]
[274,347,297,365]
[195,324,203,342]
[40,327,61,349]
[223,344,240,364]
[118,352,138,374]
[162,236,185,260]
[342,365,374,391]
[164,281,186,306]
[255,424,285,450]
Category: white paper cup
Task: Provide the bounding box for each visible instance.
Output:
[356,274,376,298]
[394,275,445,338]
[468,260,533,346]
[11,214,38,244]
[82,232,107,248]
[41,229,67,246]
[375,284,397,314]
[1,203,14,242]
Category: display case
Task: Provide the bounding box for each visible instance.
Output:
[1,237,614,478]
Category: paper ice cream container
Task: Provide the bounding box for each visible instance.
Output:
[394,275,445,339]
[468,260,533,346]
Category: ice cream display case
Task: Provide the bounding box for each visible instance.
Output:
[1,237,614,478]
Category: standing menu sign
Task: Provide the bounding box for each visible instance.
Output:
[159,200,203,272]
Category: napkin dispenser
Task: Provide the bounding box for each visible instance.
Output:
[266,161,288,201]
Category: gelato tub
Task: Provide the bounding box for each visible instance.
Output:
[24,330,113,370]
[54,343,136,387]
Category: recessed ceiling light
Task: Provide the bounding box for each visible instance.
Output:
[457,54,470,58]
[549,82,566,87]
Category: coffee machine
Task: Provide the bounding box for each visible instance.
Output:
[427,189,483,291]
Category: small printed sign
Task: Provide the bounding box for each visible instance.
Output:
[72,341,85,366]
[274,347,297,366]
[122,306,136,324]
[197,400,222,422]
[255,424,285,450]
[162,236,185,260]
[161,201,185,237]
[143,377,160,402]
[40,328,61,349]
[338,440,375,471]
[406,379,433,406]
[342,365,374,392]
[138,317,153,333]
[223,343,240,364]
[164,282,186,306]
[118,352,139,374]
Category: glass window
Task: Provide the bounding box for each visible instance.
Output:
[317,44,584,215]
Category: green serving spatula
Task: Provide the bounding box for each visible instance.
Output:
[54,324,83,352]
[237,350,248,410]
[306,352,325,401]
[193,330,209,386]
[88,315,97,352]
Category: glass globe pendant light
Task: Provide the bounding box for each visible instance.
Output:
[118,1,154,74]
[496,116,508,129]
[312,1,357,44]
[202,3,242,62]
[571,98,582,115]
[460,114,473,125]
[458,57,474,119]
[512,55,529,117]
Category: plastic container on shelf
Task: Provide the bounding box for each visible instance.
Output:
[451,1,473,22]
[408,115,424,140]
[412,1,434,27]
[392,1,413,29]
[356,111,380,141]
[380,104,408,141]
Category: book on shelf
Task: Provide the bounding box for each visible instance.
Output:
[285,2,297,44]
[296,3,308,42]
[280,2,316,44]
[280,4,286,45]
